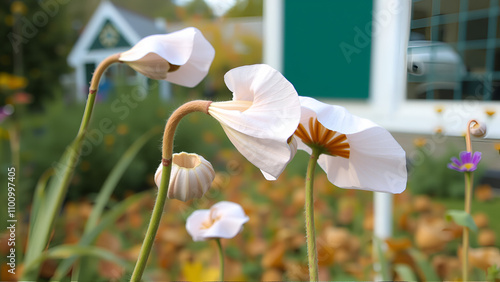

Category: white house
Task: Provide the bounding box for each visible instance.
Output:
[263,0,500,138]
[67,1,170,101]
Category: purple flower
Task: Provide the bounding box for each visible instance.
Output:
[448,151,481,172]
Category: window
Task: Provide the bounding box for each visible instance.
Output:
[408,0,500,100]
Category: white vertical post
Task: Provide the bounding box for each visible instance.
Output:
[370,0,411,279]
[263,0,284,72]
[370,0,411,118]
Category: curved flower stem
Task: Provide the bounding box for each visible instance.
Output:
[216,238,225,281]
[305,147,321,281]
[462,119,477,282]
[465,119,479,153]
[21,54,120,280]
[131,100,212,281]
[463,171,473,281]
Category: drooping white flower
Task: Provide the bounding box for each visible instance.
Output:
[154,152,215,202]
[208,64,301,179]
[294,96,407,194]
[186,201,249,241]
[119,27,215,87]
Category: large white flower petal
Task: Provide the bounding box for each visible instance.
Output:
[212,64,301,140]
[317,127,407,193]
[296,96,407,193]
[217,123,293,179]
[119,27,215,87]
[298,96,378,134]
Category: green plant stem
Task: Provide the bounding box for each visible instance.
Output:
[21,54,119,280]
[130,100,211,281]
[463,171,473,282]
[216,238,225,281]
[305,147,320,281]
[130,162,171,281]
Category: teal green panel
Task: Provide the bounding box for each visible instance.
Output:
[90,19,131,50]
[85,62,96,85]
[284,1,372,99]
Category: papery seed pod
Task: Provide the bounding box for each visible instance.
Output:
[470,122,487,138]
[155,152,215,202]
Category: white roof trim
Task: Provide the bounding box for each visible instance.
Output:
[68,1,141,66]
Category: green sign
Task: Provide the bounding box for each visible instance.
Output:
[90,19,131,50]
[284,1,372,99]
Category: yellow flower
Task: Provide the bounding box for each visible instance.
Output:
[116,124,129,135]
[435,105,444,114]
[485,108,496,117]
[413,137,427,148]
[181,260,219,282]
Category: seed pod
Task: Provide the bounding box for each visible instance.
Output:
[155,152,215,202]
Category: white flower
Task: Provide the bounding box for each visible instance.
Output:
[186,201,249,241]
[208,64,301,179]
[294,96,407,194]
[154,152,215,202]
[119,27,215,87]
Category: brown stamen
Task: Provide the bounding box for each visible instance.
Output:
[294,117,350,159]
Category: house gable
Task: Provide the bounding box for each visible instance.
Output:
[89,19,132,50]
[68,1,141,67]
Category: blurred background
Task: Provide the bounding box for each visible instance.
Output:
[0,0,499,281]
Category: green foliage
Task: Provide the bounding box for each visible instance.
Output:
[12,86,235,209]
[226,0,263,17]
[408,146,485,198]
[1,0,77,107]
[446,209,478,232]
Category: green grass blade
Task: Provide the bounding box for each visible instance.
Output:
[409,248,440,281]
[23,245,133,275]
[85,127,160,232]
[29,168,54,239]
[22,141,82,280]
[373,237,391,281]
[394,264,418,281]
[52,191,149,280]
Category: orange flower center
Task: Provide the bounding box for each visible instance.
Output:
[200,208,221,230]
[294,117,350,159]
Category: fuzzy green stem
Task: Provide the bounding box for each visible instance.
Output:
[130,162,171,281]
[463,171,473,281]
[21,53,119,280]
[305,147,320,281]
[216,238,225,281]
[130,100,212,281]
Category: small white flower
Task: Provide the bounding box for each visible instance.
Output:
[154,152,215,202]
[295,96,407,194]
[208,64,301,179]
[186,201,249,241]
[119,27,215,87]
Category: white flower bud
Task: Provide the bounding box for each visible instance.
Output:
[470,122,487,138]
[155,152,215,202]
[119,27,215,87]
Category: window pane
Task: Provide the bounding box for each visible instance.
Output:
[468,0,490,11]
[466,18,489,41]
[438,22,459,42]
[465,49,487,72]
[411,27,430,40]
[412,0,432,20]
[492,80,500,100]
[440,0,460,14]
